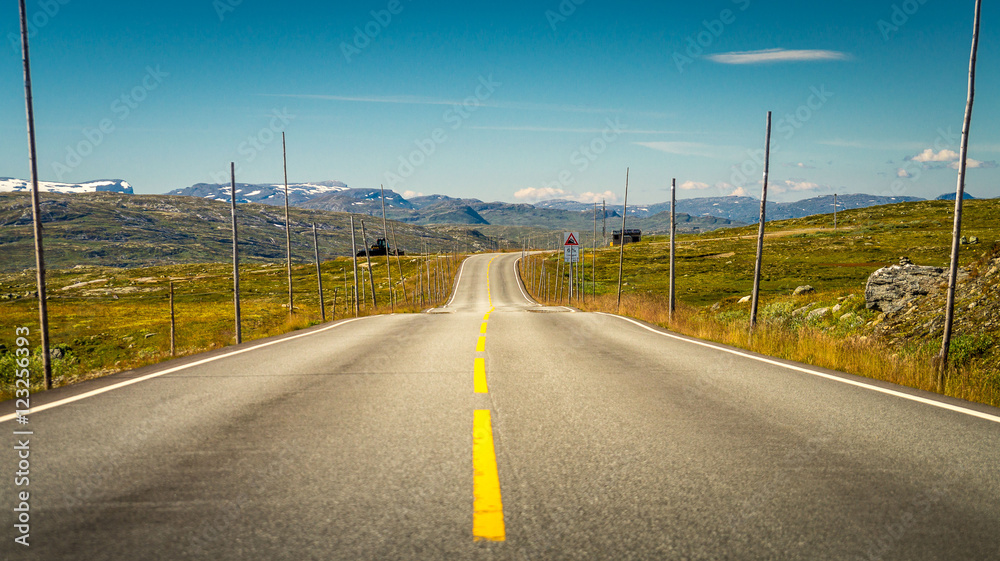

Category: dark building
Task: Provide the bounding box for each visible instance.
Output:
[611,229,642,246]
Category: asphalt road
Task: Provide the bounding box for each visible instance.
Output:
[3,252,999,560]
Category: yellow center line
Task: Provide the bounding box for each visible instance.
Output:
[473,410,506,541]
[474,358,488,393]
[480,322,488,334]
[476,336,486,352]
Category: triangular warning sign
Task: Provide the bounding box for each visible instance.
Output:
[564,233,579,246]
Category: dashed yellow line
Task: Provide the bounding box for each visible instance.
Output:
[474,358,488,393]
[473,257,504,542]
[473,409,505,541]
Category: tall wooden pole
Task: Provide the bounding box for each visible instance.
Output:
[750,111,772,331]
[312,223,326,322]
[592,202,598,300]
[418,242,425,306]
[283,132,293,315]
[669,177,677,322]
[342,267,349,318]
[360,219,377,308]
[169,282,176,357]
[350,216,360,317]
[939,0,982,392]
[230,163,242,344]
[379,185,395,310]
[833,193,838,230]
[616,168,629,313]
[19,0,51,389]
[390,222,407,305]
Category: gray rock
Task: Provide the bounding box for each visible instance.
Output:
[793,285,815,296]
[839,312,855,323]
[808,307,830,320]
[865,262,946,314]
[832,303,843,313]
[792,303,818,317]
[737,295,751,304]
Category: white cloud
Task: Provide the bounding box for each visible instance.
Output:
[402,190,425,199]
[679,180,711,191]
[911,148,959,163]
[728,186,750,197]
[514,187,572,203]
[514,187,619,204]
[768,180,826,194]
[949,158,998,169]
[897,168,912,178]
[706,48,852,65]
[577,191,618,204]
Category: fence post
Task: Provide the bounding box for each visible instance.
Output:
[169,281,176,356]
[312,223,325,322]
[230,162,242,344]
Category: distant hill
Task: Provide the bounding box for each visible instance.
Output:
[12,177,931,235]
[0,178,133,194]
[540,194,924,224]
[936,192,976,200]
[0,192,507,272]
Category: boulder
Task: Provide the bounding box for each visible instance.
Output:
[808,307,830,320]
[793,285,815,296]
[865,258,946,314]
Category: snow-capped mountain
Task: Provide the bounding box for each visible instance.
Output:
[0,178,134,194]
[165,181,348,205]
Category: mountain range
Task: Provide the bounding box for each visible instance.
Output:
[6,177,983,234]
[0,178,134,194]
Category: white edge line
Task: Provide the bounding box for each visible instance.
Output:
[0,317,371,424]
[595,312,1000,425]
[442,255,470,309]
[512,256,541,306]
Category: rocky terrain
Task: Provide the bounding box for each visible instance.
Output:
[866,247,1000,364]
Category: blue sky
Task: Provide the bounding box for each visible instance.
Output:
[1,0,998,204]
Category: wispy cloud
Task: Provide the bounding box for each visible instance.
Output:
[266,93,669,116]
[469,125,687,134]
[707,48,852,64]
[634,141,737,159]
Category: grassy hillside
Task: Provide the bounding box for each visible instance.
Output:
[0,192,499,272]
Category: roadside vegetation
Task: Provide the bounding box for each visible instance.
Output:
[0,253,462,400]
[520,199,1000,407]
